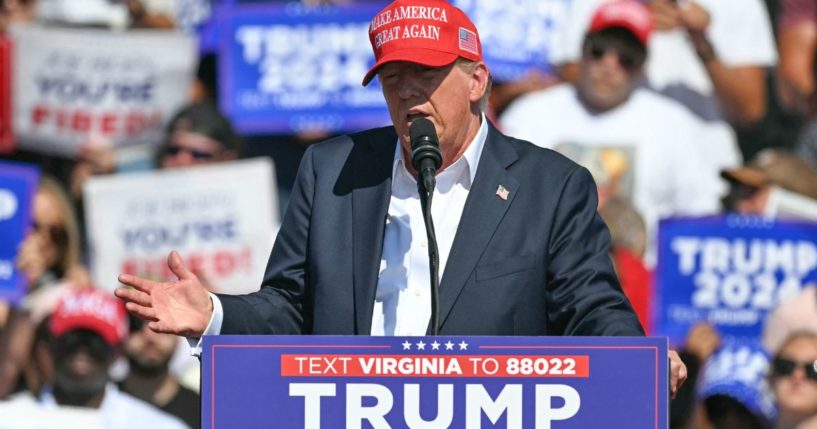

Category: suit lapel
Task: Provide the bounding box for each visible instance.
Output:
[437,123,519,329]
[352,128,397,335]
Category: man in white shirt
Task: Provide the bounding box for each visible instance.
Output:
[553,0,774,179]
[0,288,187,429]
[501,0,722,264]
[116,0,688,396]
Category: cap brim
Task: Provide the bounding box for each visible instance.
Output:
[590,21,649,47]
[362,48,459,86]
[51,319,120,346]
[720,167,768,188]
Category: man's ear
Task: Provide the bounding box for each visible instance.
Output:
[469,62,490,103]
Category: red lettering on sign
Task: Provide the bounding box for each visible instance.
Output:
[28,105,163,137]
[119,247,254,283]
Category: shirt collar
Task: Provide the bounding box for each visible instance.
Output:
[392,113,488,187]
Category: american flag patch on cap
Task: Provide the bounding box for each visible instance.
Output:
[458,27,478,55]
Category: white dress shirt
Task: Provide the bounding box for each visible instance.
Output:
[371,115,487,336]
[191,115,487,353]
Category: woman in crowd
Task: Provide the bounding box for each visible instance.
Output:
[771,331,817,429]
[0,176,89,398]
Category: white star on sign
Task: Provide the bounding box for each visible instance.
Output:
[431,341,440,350]
[416,341,426,350]
[458,341,469,350]
[445,341,454,350]
[402,340,412,350]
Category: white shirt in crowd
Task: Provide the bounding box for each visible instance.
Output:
[192,115,489,350]
[551,0,777,177]
[500,84,721,264]
[0,383,189,429]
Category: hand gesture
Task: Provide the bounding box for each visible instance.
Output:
[685,322,721,362]
[650,0,681,32]
[115,251,213,338]
[679,1,710,34]
[16,234,50,285]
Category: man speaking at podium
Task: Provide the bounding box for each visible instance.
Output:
[116,0,686,395]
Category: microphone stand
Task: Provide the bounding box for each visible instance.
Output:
[418,176,441,335]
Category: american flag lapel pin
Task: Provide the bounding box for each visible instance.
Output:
[496,185,509,201]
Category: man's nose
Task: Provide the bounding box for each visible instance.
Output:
[397,76,421,100]
[171,149,195,165]
[600,50,621,68]
[792,365,809,381]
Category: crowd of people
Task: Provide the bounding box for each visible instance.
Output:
[1,0,817,428]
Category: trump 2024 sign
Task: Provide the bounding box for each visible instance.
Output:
[655,216,817,345]
[202,335,668,428]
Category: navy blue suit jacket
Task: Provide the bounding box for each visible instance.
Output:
[218,122,643,336]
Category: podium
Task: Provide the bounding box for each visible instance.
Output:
[202,336,668,428]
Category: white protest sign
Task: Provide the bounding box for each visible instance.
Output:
[11,24,196,156]
[84,159,278,295]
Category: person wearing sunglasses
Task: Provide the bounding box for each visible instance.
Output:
[0,288,188,428]
[0,176,90,398]
[157,101,241,170]
[501,0,722,266]
[770,331,817,429]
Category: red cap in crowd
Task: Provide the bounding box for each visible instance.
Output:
[589,0,652,46]
[363,0,482,86]
[50,288,128,346]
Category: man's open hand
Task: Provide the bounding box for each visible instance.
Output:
[115,251,213,338]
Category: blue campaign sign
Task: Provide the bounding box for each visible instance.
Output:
[0,161,39,304]
[655,216,817,346]
[220,2,391,135]
[454,0,571,81]
[202,335,668,428]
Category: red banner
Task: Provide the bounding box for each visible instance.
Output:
[280,354,591,378]
[0,35,12,154]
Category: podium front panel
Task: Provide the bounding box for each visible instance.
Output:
[202,335,668,428]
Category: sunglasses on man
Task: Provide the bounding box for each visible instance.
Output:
[52,329,115,364]
[584,37,645,71]
[772,357,817,381]
[162,144,217,160]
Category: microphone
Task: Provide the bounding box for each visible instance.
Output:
[408,117,442,335]
[410,118,442,194]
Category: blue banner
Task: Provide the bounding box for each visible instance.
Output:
[454,0,571,81]
[220,2,391,135]
[0,161,39,304]
[202,335,668,428]
[655,216,817,345]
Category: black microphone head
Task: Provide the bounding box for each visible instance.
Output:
[409,118,442,172]
[410,117,436,146]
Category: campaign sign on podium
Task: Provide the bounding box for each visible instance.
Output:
[202,336,668,428]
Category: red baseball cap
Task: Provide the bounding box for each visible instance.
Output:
[362,0,482,86]
[50,288,128,346]
[588,0,652,46]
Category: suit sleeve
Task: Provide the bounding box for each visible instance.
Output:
[216,146,317,335]
[545,166,645,336]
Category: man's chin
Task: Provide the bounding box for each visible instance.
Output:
[128,357,170,376]
[54,372,107,398]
